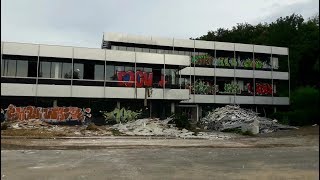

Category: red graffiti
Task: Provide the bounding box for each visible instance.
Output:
[247,83,273,95]
[117,70,153,88]
[5,104,91,123]
[158,75,167,87]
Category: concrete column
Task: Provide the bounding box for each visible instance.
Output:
[274,107,277,113]
[171,102,175,114]
[116,101,120,109]
[54,62,60,78]
[53,100,58,107]
[198,105,202,120]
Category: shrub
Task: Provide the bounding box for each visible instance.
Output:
[171,112,191,130]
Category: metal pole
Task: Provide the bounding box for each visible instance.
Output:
[233,44,236,105]
[35,44,40,104]
[271,47,274,105]
[71,48,74,97]
[193,40,196,103]
[104,50,107,98]
[288,48,290,104]
[214,43,217,104]
[134,52,137,99]
[163,54,165,99]
[253,46,256,104]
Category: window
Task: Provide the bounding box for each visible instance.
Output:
[127,47,134,52]
[134,47,142,52]
[106,65,115,80]
[125,66,134,71]
[118,46,126,51]
[94,64,104,80]
[111,46,118,50]
[150,48,156,53]
[39,61,51,78]
[2,59,16,76]
[142,48,150,53]
[61,63,72,79]
[73,63,84,79]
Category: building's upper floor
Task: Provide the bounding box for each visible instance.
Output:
[102,32,289,73]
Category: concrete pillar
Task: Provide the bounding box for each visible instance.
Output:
[198,105,202,120]
[54,62,60,78]
[116,101,120,109]
[274,107,277,113]
[255,106,258,113]
[53,100,58,107]
[171,102,175,114]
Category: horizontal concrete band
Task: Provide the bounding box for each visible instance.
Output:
[1,83,289,105]
[0,83,189,100]
[103,32,289,55]
[1,42,190,66]
[179,67,289,80]
[181,95,289,105]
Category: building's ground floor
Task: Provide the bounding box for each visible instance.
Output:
[1,96,288,123]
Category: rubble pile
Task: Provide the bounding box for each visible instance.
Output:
[3,119,112,136]
[112,118,232,139]
[200,105,297,134]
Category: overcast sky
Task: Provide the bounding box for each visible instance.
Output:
[1,0,319,48]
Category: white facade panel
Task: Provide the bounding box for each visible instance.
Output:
[179,67,194,76]
[254,45,271,54]
[272,46,288,55]
[149,88,164,99]
[3,42,38,56]
[273,97,289,105]
[235,96,254,104]
[72,86,104,98]
[37,85,71,97]
[105,87,135,99]
[136,88,164,100]
[173,39,194,49]
[273,71,289,80]
[136,52,164,64]
[235,69,254,78]
[165,54,190,66]
[215,68,234,77]
[73,47,105,61]
[194,95,215,103]
[105,50,135,63]
[151,36,173,47]
[1,83,36,96]
[215,42,234,51]
[164,89,189,100]
[255,96,272,104]
[128,34,152,45]
[39,45,73,58]
[235,43,253,52]
[254,70,272,79]
[195,40,214,50]
[216,95,235,104]
[103,32,124,42]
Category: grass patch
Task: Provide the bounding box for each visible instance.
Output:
[86,124,100,131]
[111,129,123,136]
[1,129,66,138]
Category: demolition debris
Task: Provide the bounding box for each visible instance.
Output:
[200,105,298,134]
[111,118,232,139]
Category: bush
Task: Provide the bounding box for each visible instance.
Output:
[288,86,320,126]
[171,112,191,130]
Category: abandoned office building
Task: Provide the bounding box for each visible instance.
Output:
[1,32,289,120]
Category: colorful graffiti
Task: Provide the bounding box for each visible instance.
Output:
[247,83,273,95]
[192,54,273,69]
[117,70,153,88]
[5,104,91,123]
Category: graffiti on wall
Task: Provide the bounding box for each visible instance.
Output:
[247,83,273,95]
[117,70,153,88]
[192,54,273,69]
[5,104,92,123]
